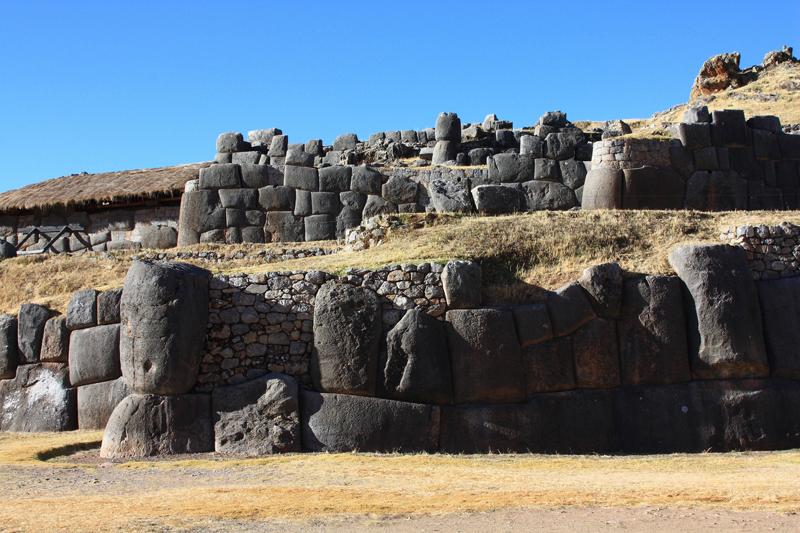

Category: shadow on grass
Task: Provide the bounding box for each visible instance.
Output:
[36,440,102,462]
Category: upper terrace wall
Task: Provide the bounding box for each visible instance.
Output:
[585,108,800,211]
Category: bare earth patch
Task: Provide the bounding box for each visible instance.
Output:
[1,431,800,531]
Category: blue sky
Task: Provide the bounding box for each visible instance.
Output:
[0,0,798,191]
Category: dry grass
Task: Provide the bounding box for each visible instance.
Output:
[654,62,800,125]
[3,210,800,313]
[3,431,800,531]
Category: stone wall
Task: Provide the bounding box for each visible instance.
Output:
[585,107,800,211]
[0,204,180,253]
[721,222,800,279]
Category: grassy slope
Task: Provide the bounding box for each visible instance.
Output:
[3,210,800,314]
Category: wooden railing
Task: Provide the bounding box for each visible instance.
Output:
[13,226,93,255]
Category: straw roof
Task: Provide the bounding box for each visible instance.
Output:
[0,162,213,213]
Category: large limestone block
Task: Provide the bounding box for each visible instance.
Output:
[523,336,575,394]
[120,261,210,395]
[40,316,69,363]
[311,282,381,395]
[428,177,474,213]
[441,260,481,309]
[212,373,301,455]
[512,303,553,348]
[383,309,452,404]
[97,288,122,325]
[758,277,800,379]
[100,393,213,458]
[581,167,623,209]
[301,390,440,452]
[77,377,130,429]
[265,211,304,242]
[520,180,577,211]
[618,276,691,385]
[17,303,52,364]
[622,167,685,210]
[471,184,523,214]
[545,282,596,337]
[538,389,617,453]
[435,112,461,142]
[577,262,623,319]
[0,314,18,378]
[0,363,77,432]
[669,244,768,379]
[177,190,219,246]
[69,324,121,387]
[66,289,98,330]
[445,308,525,403]
[439,403,538,453]
[199,164,241,189]
[487,154,534,183]
[572,318,620,389]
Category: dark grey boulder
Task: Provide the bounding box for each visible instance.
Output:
[545,133,576,160]
[0,363,76,432]
[120,261,210,395]
[284,165,319,190]
[241,226,265,243]
[40,316,69,363]
[259,185,295,211]
[471,184,523,214]
[572,318,620,389]
[0,240,16,259]
[435,112,461,142]
[304,214,337,241]
[537,389,617,453]
[265,212,304,242]
[534,158,560,182]
[682,106,710,124]
[139,225,177,250]
[428,178,474,213]
[301,390,440,452]
[311,282,381,395]
[241,163,282,188]
[685,170,747,211]
[752,129,781,160]
[487,154,534,183]
[199,164,241,189]
[225,208,247,227]
[747,115,782,132]
[100,393,213,458]
[670,145,695,178]
[177,190,221,246]
[267,134,288,157]
[77,377,130,430]
[520,135,543,157]
[545,282,596,337]
[523,336,575,394]
[622,167,685,209]
[336,207,362,238]
[757,277,800,379]
[711,109,747,147]
[212,373,301,455]
[0,314,18,379]
[231,150,260,166]
[311,191,341,215]
[577,262,623,319]
[382,175,418,204]
[384,309,452,404]
[439,403,538,453]
[512,303,553,348]
[619,275,691,386]
[693,146,719,170]
[333,133,359,151]
[69,324,121,387]
[669,244,769,379]
[581,167,623,209]
[339,191,368,212]
[17,303,52,364]
[559,159,587,189]
[446,308,525,403]
[432,140,457,165]
[678,123,711,149]
[285,146,315,167]
[469,147,494,165]
[538,111,568,127]
[520,180,577,211]
[219,188,258,209]
[66,289,98,330]
[319,166,352,192]
[351,165,383,195]
[362,195,397,218]
[216,132,246,153]
[441,260,481,309]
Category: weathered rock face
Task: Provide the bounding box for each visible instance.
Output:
[40,316,69,363]
[120,261,210,395]
[545,282,596,337]
[520,180,577,211]
[445,308,525,403]
[69,324,121,387]
[17,303,52,364]
[211,373,301,455]
[618,276,691,385]
[577,262,623,319]
[301,390,440,452]
[523,336,575,395]
[100,393,213,458]
[512,304,553,348]
[66,289,98,330]
[441,260,481,309]
[97,289,123,325]
[0,363,76,432]
[383,309,452,404]
[690,52,742,99]
[572,318,620,389]
[311,282,381,395]
[581,168,623,209]
[757,277,800,379]
[0,314,18,379]
[428,178,474,213]
[77,377,130,429]
[669,244,769,379]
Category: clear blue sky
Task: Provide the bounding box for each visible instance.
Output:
[0,0,798,191]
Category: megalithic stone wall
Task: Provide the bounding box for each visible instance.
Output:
[585,108,800,210]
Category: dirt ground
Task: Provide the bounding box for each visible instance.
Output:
[2,432,800,532]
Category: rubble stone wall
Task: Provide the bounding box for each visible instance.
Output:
[721,222,800,279]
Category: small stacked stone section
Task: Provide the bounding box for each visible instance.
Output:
[591,137,673,170]
[198,262,446,391]
[721,222,800,279]
[136,246,338,264]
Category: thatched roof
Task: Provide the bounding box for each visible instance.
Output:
[0,162,213,213]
